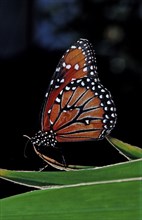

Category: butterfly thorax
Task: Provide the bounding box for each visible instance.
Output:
[31,130,57,148]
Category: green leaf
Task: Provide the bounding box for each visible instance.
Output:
[1,175,142,219]
[0,159,142,188]
[106,135,142,160]
[1,159,142,219]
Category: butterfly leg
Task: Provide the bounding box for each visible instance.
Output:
[61,151,67,168]
[39,164,48,172]
[56,146,68,168]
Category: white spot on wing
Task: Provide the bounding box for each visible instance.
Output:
[72,87,76,90]
[56,67,60,72]
[55,85,59,89]
[92,86,95,90]
[90,71,94,75]
[83,67,87,72]
[60,79,64,83]
[45,92,48,97]
[85,119,90,125]
[48,109,51,114]
[74,64,80,70]
[56,97,60,103]
[71,45,76,49]
[50,80,54,85]
[101,89,105,92]
[63,62,66,67]
[107,100,111,105]
[60,90,63,95]
[50,120,53,125]
[77,79,82,83]
[86,78,90,82]
[65,86,70,91]
[106,94,109,98]
[66,64,71,69]
[81,81,85,86]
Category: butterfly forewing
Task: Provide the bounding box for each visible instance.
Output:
[41,39,98,131]
[41,38,117,142]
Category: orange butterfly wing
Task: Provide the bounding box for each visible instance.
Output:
[41,38,117,142]
[41,39,98,131]
[44,77,116,142]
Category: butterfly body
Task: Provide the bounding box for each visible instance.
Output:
[31,39,117,158]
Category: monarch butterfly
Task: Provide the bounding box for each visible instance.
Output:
[30,38,117,170]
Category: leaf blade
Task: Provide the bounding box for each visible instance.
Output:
[1,178,141,220]
[0,159,142,188]
[106,136,142,159]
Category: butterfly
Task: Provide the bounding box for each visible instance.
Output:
[30,38,117,170]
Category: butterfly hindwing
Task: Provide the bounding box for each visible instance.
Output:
[45,75,117,142]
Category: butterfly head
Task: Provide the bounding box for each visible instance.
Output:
[31,130,57,148]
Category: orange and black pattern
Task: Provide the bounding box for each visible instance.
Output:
[31,39,117,147]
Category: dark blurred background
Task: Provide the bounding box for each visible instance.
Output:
[1,0,142,198]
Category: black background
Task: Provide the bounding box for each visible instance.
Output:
[0,0,142,198]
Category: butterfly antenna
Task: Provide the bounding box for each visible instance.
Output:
[23,135,31,158]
